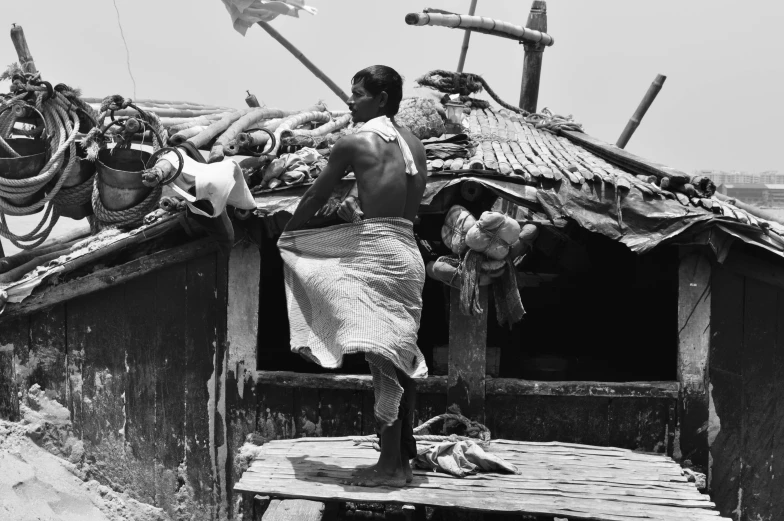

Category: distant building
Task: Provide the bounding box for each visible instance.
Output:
[702,170,784,206]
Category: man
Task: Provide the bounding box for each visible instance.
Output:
[277,65,428,487]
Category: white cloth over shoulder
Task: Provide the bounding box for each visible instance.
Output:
[278,217,427,379]
[160,151,256,218]
[357,116,418,176]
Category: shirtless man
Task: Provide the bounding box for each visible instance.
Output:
[282,65,428,487]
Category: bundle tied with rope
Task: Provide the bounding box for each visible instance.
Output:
[352,413,491,450]
[416,70,583,134]
[0,70,99,249]
[81,95,172,229]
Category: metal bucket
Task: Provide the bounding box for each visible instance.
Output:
[96,148,152,211]
[55,145,96,220]
[0,138,48,206]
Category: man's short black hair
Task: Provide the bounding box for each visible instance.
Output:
[352,65,404,117]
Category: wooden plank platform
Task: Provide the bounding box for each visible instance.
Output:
[235,437,728,521]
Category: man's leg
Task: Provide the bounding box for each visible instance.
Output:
[396,368,417,483]
[347,355,407,487]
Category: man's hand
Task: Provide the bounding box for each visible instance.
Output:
[338,196,364,222]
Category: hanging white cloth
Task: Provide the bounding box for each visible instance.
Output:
[357,116,419,176]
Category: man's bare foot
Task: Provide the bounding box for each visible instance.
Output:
[402,457,414,483]
[343,464,407,488]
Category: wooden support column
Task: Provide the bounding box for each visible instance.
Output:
[447,286,488,422]
[456,0,479,72]
[10,24,38,74]
[676,247,711,470]
[519,1,547,112]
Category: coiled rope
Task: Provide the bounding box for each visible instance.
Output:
[352,413,492,450]
[0,74,99,249]
[82,95,168,229]
[416,70,584,133]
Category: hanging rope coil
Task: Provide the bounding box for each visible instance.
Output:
[0,74,99,249]
[416,70,583,133]
[352,413,492,450]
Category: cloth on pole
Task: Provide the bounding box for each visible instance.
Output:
[278,217,428,379]
[221,0,318,35]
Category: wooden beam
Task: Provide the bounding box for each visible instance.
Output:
[616,74,667,149]
[447,286,488,422]
[256,370,447,395]
[487,379,680,399]
[10,24,37,74]
[0,238,217,323]
[456,0,479,73]
[561,129,691,184]
[723,247,784,291]
[676,248,712,469]
[405,12,554,46]
[256,22,349,104]
[519,1,548,112]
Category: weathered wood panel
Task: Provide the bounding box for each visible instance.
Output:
[257,384,294,440]
[319,389,363,437]
[708,265,744,516]
[447,286,487,422]
[773,290,784,521]
[677,250,711,469]
[153,262,189,518]
[740,277,776,520]
[26,306,67,405]
[184,254,220,519]
[608,398,669,454]
[0,316,27,421]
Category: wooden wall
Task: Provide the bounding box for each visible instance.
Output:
[708,248,784,521]
[0,251,228,520]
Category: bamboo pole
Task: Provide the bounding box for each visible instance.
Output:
[616,74,667,149]
[405,12,553,46]
[256,21,349,104]
[10,24,37,74]
[519,1,547,112]
[456,0,479,73]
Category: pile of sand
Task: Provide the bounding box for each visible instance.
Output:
[0,385,169,521]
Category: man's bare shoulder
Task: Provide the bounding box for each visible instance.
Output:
[395,126,426,158]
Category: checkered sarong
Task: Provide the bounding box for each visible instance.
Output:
[278,218,428,420]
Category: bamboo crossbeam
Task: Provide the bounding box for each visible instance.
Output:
[405,12,554,46]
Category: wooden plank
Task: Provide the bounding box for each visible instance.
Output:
[256,370,447,394]
[487,379,680,398]
[447,286,487,422]
[262,499,325,521]
[0,237,217,323]
[723,247,784,292]
[677,249,711,469]
[123,269,159,504]
[0,316,26,421]
[153,262,188,518]
[214,249,230,516]
[740,277,777,520]
[184,253,219,515]
[68,284,130,490]
[26,305,67,405]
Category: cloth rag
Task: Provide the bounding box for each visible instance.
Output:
[414,440,520,478]
[278,217,427,382]
[161,151,255,218]
[221,0,317,35]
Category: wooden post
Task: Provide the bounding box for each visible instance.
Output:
[456,0,479,73]
[10,24,38,74]
[519,1,547,112]
[447,286,488,422]
[676,248,711,470]
[256,22,349,104]
[616,74,667,149]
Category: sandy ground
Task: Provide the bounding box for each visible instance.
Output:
[0,386,169,521]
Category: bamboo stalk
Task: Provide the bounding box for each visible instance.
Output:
[10,24,37,74]
[616,74,667,149]
[405,11,554,46]
[456,0,479,72]
[256,21,349,104]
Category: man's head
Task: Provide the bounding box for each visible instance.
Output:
[349,65,403,123]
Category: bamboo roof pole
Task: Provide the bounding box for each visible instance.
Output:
[456,0,479,73]
[404,12,554,46]
[10,24,38,74]
[616,74,667,149]
[519,1,547,113]
[256,21,349,105]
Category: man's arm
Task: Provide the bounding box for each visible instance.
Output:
[283,137,356,232]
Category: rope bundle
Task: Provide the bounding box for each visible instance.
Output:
[0,74,98,249]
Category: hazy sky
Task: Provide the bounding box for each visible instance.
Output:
[1,0,783,252]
